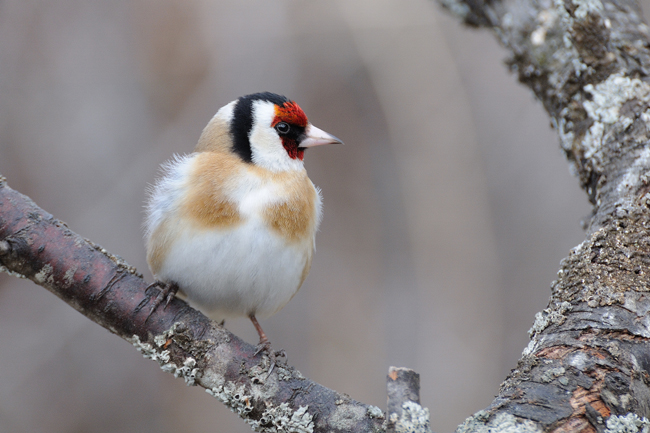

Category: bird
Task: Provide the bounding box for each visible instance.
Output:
[142,92,342,350]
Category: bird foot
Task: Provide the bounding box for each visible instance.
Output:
[134,280,179,320]
[254,340,272,357]
[253,341,286,379]
[248,314,286,378]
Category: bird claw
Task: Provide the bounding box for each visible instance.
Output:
[254,340,272,357]
[267,359,277,379]
[134,281,179,320]
[162,284,177,309]
[252,341,286,379]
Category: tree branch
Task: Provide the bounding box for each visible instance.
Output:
[387,367,431,433]
[0,176,386,433]
[438,0,650,431]
[4,0,650,429]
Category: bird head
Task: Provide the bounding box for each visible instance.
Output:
[195,92,342,172]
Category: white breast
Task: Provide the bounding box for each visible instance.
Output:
[145,153,318,320]
[158,218,310,319]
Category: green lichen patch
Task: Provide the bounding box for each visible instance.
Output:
[605,413,650,433]
[206,384,314,433]
[456,411,542,433]
[540,366,566,383]
[391,401,431,433]
[129,332,199,386]
[367,405,385,419]
[579,75,650,170]
[528,301,574,338]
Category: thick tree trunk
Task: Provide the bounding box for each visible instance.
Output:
[438,0,650,431]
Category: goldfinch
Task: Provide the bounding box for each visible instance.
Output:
[143,92,342,347]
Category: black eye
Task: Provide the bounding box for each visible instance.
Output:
[275,122,290,134]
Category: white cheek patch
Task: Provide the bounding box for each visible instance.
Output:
[249,100,304,172]
[213,100,236,124]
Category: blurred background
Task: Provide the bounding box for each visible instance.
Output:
[0,0,611,431]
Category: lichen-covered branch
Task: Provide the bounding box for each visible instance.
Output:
[0,177,386,433]
[438,0,650,430]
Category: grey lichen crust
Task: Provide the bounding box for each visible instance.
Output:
[34,264,54,286]
[328,403,367,431]
[523,0,593,94]
[207,384,314,433]
[527,301,573,338]
[580,74,650,162]
[523,300,572,356]
[391,401,431,433]
[131,323,315,433]
[0,264,26,279]
[474,0,650,212]
[367,405,385,419]
[456,411,542,433]
[605,413,650,433]
[542,9,648,187]
[129,329,199,386]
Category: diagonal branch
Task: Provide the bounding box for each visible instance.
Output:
[0,176,386,433]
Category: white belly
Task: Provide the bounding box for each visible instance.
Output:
[157,219,310,319]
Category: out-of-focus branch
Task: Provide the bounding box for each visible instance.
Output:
[438,0,650,431]
[0,176,387,433]
[387,367,431,433]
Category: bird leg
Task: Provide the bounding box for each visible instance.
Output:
[250,314,270,354]
[134,280,179,320]
[250,314,284,378]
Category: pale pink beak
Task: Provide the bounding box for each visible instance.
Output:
[299,124,343,148]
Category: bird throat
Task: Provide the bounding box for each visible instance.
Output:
[281,138,304,160]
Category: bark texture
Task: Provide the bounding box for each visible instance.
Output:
[387,367,431,433]
[0,177,386,433]
[3,0,650,429]
[439,0,650,431]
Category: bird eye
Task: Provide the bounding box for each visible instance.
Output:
[275,122,290,134]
